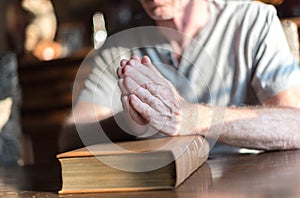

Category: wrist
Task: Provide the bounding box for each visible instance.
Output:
[182,103,211,136]
[188,104,212,136]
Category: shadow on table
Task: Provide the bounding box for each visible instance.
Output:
[0,157,213,198]
[0,158,61,197]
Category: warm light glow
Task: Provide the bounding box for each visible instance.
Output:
[33,40,62,61]
[22,0,57,52]
[42,46,55,61]
[95,31,107,43]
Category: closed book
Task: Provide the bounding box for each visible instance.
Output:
[57,135,209,194]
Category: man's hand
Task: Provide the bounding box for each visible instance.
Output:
[117,55,199,136]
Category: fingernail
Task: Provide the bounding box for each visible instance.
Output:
[116,68,121,77]
[120,59,127,67]
[129,60,136,67]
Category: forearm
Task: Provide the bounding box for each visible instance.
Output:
[59,123,85,152]
[194,105,300,150]
[59,113,135,152]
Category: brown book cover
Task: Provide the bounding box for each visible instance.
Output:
[57,135,209,194]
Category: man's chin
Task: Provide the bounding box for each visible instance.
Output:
[147,9,175,21]
[149,14,174,21]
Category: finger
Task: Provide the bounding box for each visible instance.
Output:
[123,76,157,107]
[124,62,179,109]
[122,64,158,87]
[124,77,143,94]
[129,94,153,123]
[123,72,167,111]
[129,94,180,135]
[129,107,148,126]
[123,56,159,79]
[120,59,128,67]
[123,61,165,88]
[121,94,129,111]
[141,55,162,75]
[116,67,123,78]
[124,67,180,115]
[131,55,141,63]
[122,95,148,125]
[122,56,140,69]
[118,78,129,95]
[141,56,151,65]
[129,94,167,131]
[121,58,140,74]
[124,77,171,114]
[120,57,140,76]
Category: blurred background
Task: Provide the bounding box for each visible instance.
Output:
[0,0,153,165]
[0,0,299,165]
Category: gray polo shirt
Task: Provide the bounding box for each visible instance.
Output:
[78,0,300,112]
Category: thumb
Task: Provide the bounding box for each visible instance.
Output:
[141,55,161,75]
[141,55,152,65]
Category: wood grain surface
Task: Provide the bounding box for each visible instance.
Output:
[1,149,300,198]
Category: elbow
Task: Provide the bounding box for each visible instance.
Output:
[290,132,300,150]
[266,134,300,151]
[282,132,300,150]
[59,122,84,153]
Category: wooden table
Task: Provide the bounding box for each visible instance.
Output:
[1,150,300,198]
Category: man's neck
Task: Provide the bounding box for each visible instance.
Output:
[155,0,210,48]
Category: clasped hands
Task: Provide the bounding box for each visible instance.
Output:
[116,55,198,137]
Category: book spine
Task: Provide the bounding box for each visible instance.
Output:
[174,136,209,186]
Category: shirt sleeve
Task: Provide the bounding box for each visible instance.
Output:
[251,5,300,102]
[77,47,131,112]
